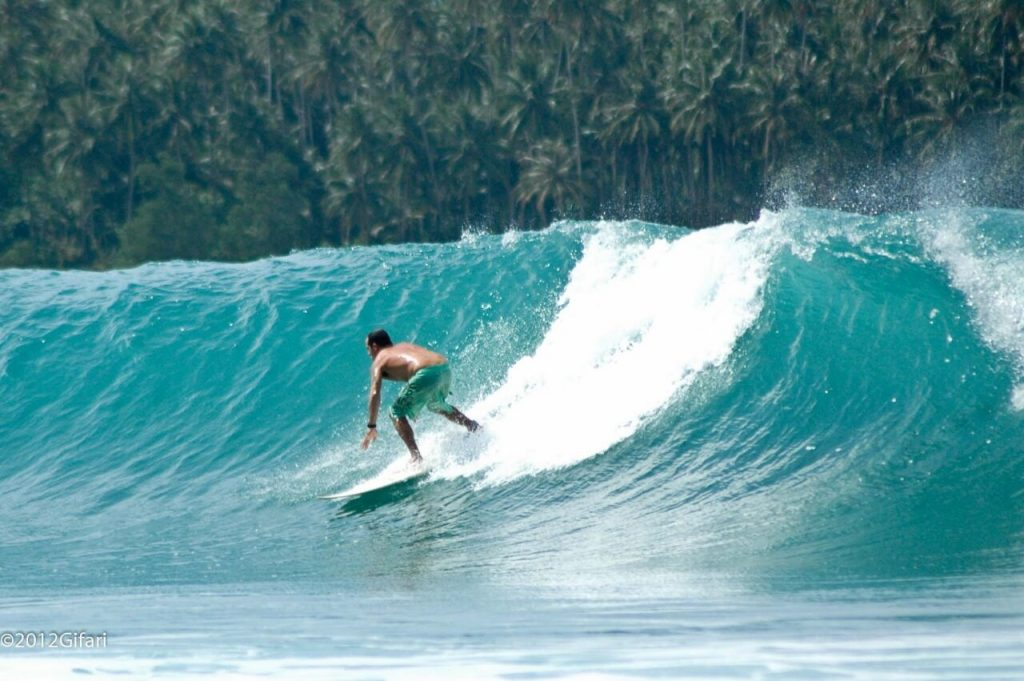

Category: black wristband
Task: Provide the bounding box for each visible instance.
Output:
[367,423,376,429]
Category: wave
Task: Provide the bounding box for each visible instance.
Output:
[1,208,1022,588]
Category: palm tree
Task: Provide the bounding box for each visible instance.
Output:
[596,77,665,200]
[904,65,985,161]
[733,62,810,174]
[441,105,514,229]
[323,101,388,244]
[972,0,1024,110]
[515,138,582,226]
[664,54,733,205]
[499,57,561,146]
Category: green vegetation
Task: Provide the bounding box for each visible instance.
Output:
[1,0,1022,268]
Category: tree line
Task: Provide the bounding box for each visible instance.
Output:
[1,0,1022,268]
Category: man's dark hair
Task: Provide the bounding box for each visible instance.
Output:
[366,329,394,348]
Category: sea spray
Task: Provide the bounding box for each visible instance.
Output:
[433,218,777,484]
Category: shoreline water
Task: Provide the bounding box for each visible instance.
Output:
[3,575,1022,679]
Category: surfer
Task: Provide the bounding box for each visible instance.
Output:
[361,329,479,462]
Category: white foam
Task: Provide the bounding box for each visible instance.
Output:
[1012,384,1024,412]
[431,218,777,484]
[919,212,1024,408]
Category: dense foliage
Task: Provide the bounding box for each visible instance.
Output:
[1,0,1022,268]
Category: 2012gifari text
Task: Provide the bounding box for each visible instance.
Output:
[0,631,108,649]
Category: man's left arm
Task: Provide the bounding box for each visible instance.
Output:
[361,363,383,449]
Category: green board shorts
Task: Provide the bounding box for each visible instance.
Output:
[389,363,456,421]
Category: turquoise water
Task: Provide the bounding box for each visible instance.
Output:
[2,209,1023,678]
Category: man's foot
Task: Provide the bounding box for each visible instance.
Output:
[467,420,480,433]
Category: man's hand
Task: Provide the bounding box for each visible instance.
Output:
[361,428,378,450]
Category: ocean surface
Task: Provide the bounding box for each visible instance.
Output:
[2,208,1023,679]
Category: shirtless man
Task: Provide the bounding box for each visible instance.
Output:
[360,329,479,462]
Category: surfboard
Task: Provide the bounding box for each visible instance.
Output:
[319,456,429,501]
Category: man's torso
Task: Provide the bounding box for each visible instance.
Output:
[377,343,447,382]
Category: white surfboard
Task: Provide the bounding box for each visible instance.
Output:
[320,456,429,501]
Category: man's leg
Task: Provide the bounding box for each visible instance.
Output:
[440,407,479,432]
[392,416,422,462]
